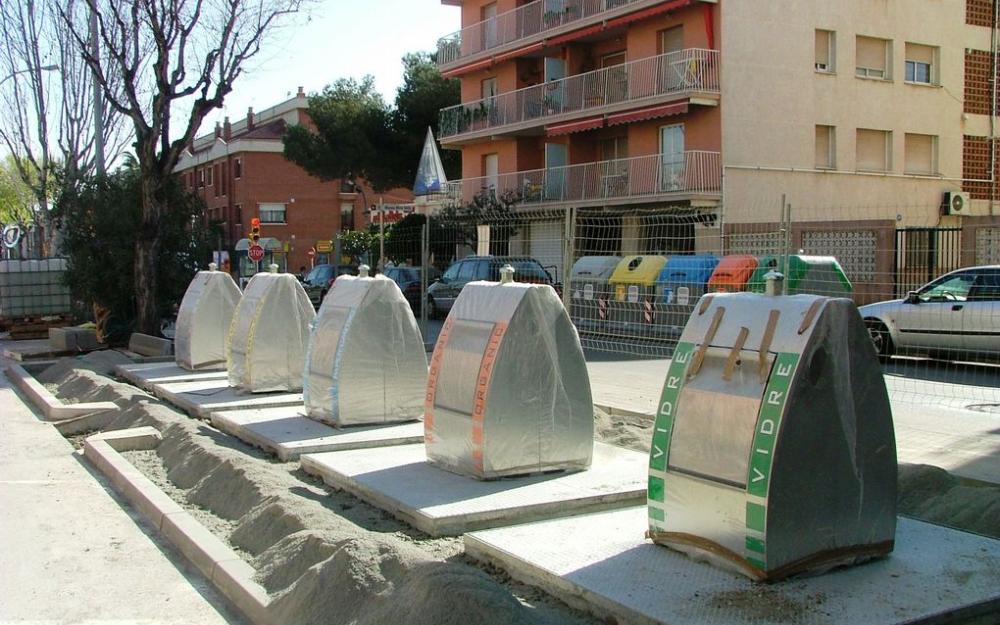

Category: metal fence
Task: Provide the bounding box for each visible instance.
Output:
[385,198,1000,410]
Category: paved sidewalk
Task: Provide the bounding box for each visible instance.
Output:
[586,358,1000,485]
[0,353,245,623]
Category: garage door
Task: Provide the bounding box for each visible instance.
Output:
[529,220,564,284]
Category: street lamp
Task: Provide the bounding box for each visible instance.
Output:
[0,64,59,88]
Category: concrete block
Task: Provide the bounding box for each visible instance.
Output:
[211,558,271,625]
[49,327,99,351]
[151,379,302,419]
[160,511,239,580]
[465,507,1000,625]
[299,442,647,537]
[115,362,227,391]
[86,426,161,452]
[211,407,424,461]
[6,364,118,421]
[127,333,174,357]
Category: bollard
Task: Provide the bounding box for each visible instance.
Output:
[499,264,515,283]
[764,270,784,296]
[268,263,279,273]
[358,264,370,278]
[208,262,218,271]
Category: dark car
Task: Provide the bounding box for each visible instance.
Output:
[384,266,441,313]
[425,255,557,319]
[302,263,357,308]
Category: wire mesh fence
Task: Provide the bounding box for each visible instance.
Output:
[382,197,1000,410]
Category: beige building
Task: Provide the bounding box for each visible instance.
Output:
[435,0,999,298]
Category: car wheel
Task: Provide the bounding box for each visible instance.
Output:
[427,296,439,320]
[865,319,894,357]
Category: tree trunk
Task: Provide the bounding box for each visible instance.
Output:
[133,174,164,335]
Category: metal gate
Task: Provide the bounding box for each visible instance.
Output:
[894,227,962,296]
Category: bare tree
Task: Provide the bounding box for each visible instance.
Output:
[62,0,305,334]
[0,0,128,254]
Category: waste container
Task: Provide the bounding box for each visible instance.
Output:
[175,264,242,371]
[646,291,896,581]
[568,255,622,335]
[607,255,667,337]
[653,254,719,336]
[227,266,316,393]
[304,272,427,426]
[746,254,853,296]
[425,267,593,480]
[707,254,758,293]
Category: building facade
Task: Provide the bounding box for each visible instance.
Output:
[435,0,1000,299]
[175,89,413,278]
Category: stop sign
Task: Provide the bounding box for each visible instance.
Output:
[248,244,265,263]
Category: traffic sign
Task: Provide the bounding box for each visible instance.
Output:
[248,244,265,263]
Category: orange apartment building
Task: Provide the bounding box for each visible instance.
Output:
[436,0,1000,294]
[175,89,412,279]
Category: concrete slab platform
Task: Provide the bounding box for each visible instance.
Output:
[116,362,227,391]
[465,507,1000,625]
[151,379,302,419]
[299,442,647,536]
[209,407,424,461]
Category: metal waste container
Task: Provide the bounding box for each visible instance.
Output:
[653,254,719,336]
[646,291,896,581]
[607,255,667,337]
[707,254,758,293]
[747,254,853,296]
[569,255,622,335]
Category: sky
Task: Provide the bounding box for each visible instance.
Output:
[197,0,461,135]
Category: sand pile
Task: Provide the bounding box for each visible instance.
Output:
[897,464,1000,539]
[36,349,132,384]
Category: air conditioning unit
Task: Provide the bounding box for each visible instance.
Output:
[943,191,969,216]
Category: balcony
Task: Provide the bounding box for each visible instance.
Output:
[439,49,719,145]
[443,151,721,210]
[436,0,704,72]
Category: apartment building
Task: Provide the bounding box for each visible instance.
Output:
[436,0,1000,296]
[175,89,412,278]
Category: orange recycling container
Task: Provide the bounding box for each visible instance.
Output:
[706,254,759,293]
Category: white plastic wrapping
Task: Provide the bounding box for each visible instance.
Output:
[647,292,896,581]
[303,274,427,425]
[227,271,315,393]
[425,279,593,479]
[175,269,242,370]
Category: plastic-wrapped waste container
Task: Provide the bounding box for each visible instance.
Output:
[175,264,242,370]
[646,291,896,581]
[747,255,853,296]
[607,255,667,337]
[653,254,719,335]
[227,267,315,393]
[425,268,593,479]
[304,272,428,426]
[569,256,622,334]
[707,254,758,293]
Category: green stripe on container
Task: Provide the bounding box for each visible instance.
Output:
[648,507,665,522]
[745,536,766,554]
[746,502,766,533]
[648,476,665,502]
[648,342,694,476]
[746,352,800,498]
[746,556,766,570]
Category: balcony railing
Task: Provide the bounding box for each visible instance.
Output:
[439,50,719,140]
[437,0,658,67]
[443,151,721,209]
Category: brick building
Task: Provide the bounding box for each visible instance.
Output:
[435,0,1000,298]
[175,88,413,279]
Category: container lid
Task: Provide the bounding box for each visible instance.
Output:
[608,255,667,285]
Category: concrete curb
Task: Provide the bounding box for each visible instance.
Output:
[6,364,118,422]
[82,427,271,625]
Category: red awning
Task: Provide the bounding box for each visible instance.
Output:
[547,23,605,47]
[605,0,693,30]
[442,57,493,78]
[606,101,689,126]
[494,42,545,64]
[546,116,605,136]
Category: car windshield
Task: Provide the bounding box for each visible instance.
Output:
[918,273,975,302]
[306,265,334,285]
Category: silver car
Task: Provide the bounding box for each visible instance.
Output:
[858,265,1000,361]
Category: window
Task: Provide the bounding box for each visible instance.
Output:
[660,26,684,55]
[856,36,891,79]
[259,202,286,224]
[340,202,354,231]
[815,30,835,72]
[904,133,938,175]
[234,204,242,227]
[905,43,937,85]
[198,169,205,187]
[221,162,228,196]
[484,153,499,190]
[815,125,836,169]
[481,77,497,100]
[234,158,242,179]
[918,272,975,302]
[457,260,477,281]
[856,128,891,172]
[206,166,213,186]
[213,164,220,197]
[969,270,1000,301]
[442,262,460,281]
[660,124,685,191]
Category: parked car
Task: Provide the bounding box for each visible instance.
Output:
[859,265,1000,361]
[425,255,557,319]
[384,265,441,313]
[302,263,357,308]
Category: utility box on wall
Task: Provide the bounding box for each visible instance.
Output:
[647,292,896,581]
[425,277,593,480]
